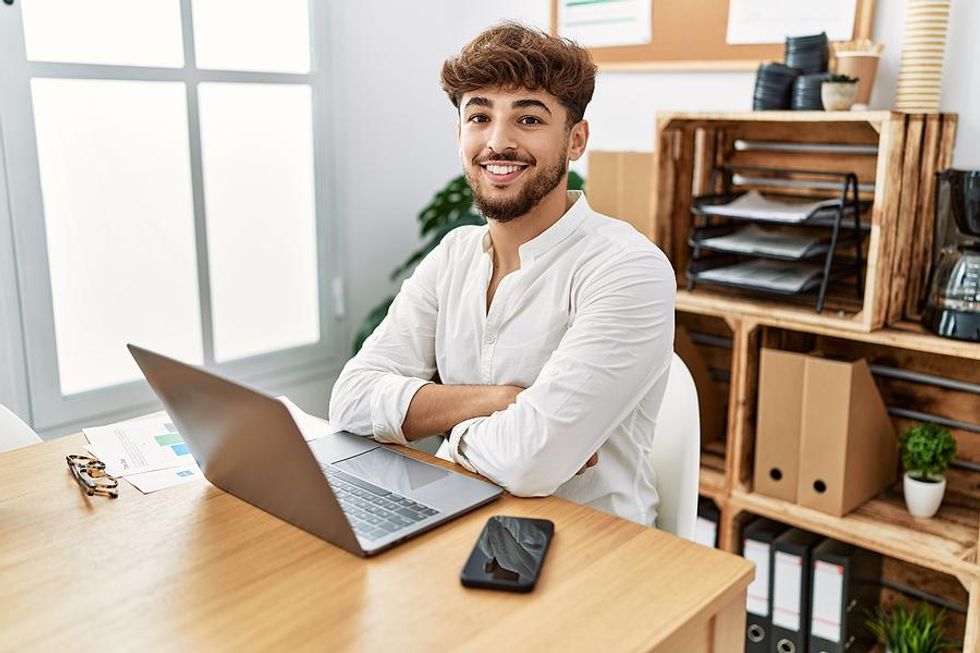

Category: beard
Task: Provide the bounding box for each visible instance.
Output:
[465,142,569,224]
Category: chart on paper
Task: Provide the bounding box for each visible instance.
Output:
[83,414,193,477]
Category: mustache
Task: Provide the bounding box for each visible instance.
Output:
[475,151,535,166]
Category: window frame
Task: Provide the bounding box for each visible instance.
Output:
[0,0,346,434]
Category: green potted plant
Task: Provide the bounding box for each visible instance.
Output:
[353,170,585,353]
[899,422,957,518]
[865,601,958,653]
[822,73,860,111]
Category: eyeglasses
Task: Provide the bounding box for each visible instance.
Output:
[66,454,119,498]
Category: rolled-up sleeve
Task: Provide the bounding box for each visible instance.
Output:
[328,239,446,445]
[448,249,675,496]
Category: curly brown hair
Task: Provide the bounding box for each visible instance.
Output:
[441,22,597,127]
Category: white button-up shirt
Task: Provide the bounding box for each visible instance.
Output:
[329,192,676,525]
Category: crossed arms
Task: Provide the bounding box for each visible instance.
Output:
[328,236,675,496]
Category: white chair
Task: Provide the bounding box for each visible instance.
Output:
[649,352,701,540]
[0,404,41,453]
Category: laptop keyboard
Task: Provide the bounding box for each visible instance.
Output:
[322,466,440,541]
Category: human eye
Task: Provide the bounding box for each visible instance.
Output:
[467,113,489,124]
[519,115,543,126]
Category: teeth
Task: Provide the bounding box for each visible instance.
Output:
[486,164,522,175]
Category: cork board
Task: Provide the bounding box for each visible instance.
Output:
[550,0,876,72]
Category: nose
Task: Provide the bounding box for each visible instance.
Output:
[486,120,517,154]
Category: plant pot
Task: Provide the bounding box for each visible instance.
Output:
[903,471,946,518]
[821,82,859,111]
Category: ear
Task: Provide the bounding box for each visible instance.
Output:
[567,120,589,162]
[456,120,461,149]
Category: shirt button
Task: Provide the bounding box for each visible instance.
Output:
[486,335,496,345]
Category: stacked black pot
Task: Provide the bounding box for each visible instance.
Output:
[791,73,832,110]
[752,32,831,111]
[752,62,802,110]
[784,32,829,74]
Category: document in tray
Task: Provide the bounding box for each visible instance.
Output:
[697,260,824,293]
[699,225,830,259]
[700,190,839,223]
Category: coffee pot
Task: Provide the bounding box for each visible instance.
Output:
[923,169,980,342]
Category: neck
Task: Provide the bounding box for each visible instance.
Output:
[486,185,573,272]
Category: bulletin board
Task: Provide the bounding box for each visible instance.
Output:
[550,0,876,72]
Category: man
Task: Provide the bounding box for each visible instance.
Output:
[329,23,675,525]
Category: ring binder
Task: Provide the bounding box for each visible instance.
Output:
[742,518,790,653]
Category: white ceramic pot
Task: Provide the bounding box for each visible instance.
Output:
[903,472,946,518]
[821,82,859,111]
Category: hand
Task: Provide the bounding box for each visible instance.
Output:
[576,452,599,475]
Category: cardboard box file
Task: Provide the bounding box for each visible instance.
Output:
[586,151,654,237]
[753,349,807,502]
[797,356,897,516]
[675,326,726,445]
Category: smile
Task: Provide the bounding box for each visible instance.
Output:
[480,162,529,184]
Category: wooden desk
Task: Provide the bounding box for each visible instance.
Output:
[0,434,753,652]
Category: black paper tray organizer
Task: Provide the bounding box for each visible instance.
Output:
[691,192,872,227]
[686,165,869,313]
[688,224,862,261]
[689,259,861,296]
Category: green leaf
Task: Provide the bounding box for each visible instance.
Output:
[864,602,959,653]
[899,423,958,477]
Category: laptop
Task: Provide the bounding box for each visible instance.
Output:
[128,345,502,557]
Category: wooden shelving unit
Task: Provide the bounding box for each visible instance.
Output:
[653,111,958,331]
[641,111,978,650]
[684,310,980,651]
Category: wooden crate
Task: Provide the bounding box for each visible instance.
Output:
[675,311,735,479]
[730,320,980,580]
[692,313,980,651]
[649,111,957,332]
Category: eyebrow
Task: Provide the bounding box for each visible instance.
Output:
[462,97,553,115]
[463,97,492,110]
[512,98,552,115]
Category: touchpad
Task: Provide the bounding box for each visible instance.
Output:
[334,447,449,495]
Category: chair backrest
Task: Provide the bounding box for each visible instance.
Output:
[0,404,41,453]
[649,353,701,540]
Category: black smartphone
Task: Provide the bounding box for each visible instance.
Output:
[460,515,555,593]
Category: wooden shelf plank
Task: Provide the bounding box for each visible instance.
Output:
[677,291,980,361]
[676,289,871,333]
[730,489,979,581]
[659,110,894,125]
[761,318,980,361]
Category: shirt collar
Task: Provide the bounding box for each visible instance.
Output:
[479,191,591,264]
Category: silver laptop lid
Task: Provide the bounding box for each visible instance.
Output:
[128,344,365,556]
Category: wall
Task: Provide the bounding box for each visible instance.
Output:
[324,1,461,342]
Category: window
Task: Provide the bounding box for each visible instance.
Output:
[0,1,342,433]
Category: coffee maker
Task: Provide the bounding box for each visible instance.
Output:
[923,169,980,342]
